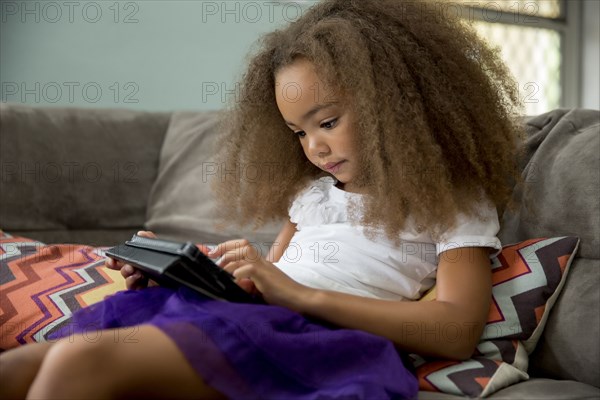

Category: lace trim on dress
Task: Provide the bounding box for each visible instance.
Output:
[289,176,349,229]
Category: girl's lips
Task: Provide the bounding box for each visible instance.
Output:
[323,160,344,173]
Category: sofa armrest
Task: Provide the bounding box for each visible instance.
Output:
[0,103,171,245]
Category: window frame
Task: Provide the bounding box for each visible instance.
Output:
[463,0,581,109]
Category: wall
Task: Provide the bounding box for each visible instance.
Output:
[0,0,311,111]
[1,0,598,112]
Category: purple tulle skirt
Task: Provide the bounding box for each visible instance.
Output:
[50,287,417,399]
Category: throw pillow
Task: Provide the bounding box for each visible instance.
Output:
[0,231,214,349]
[144,111,283,248]
[412,236,580,397]
[0,232,126,349]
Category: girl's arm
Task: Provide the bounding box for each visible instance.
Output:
[266,220,297,263]
[213,230,491,360]
[299,247,493,360]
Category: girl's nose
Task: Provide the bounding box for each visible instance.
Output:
[308,134,330,157]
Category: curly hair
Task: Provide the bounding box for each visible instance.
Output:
[213,0,525,242]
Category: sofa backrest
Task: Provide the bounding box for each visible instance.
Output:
[144,110,284,248]
[498,108,600,386]
[0,103,171,246]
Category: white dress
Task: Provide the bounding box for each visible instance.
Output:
[274,176,502,301]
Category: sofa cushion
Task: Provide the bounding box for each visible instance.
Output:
[487,378,600,399]
[413,237,580,397]
[419,379,600,400]
[145,111,283,247]
[529,257,600,387]
[0,103,170,245]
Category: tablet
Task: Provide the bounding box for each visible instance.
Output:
[105,235,260,303]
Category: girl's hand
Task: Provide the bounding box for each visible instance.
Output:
[209,239,313,311]
[105,230,159,290]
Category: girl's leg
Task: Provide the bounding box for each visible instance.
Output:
[27,325,226,399]
[0,342,53,400]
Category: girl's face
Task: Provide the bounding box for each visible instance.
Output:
[275,58,360,192]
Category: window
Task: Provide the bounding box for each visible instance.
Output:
[455,0,580,115]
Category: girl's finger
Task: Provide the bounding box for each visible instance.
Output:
[126,274,148,290]
[218,246,261,267]
[218,250,247,267]
[105,257,116,269]
[137,230,157,238]
[105,257,124,270]
[120,264,138,279]
[208,239,250,258]
[125,275,137,289]
[236,278,258,294]
[221,260,245,274]
[232,264,254,280]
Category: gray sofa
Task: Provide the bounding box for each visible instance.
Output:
[0,103,598,399]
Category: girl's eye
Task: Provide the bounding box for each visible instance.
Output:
[321,118,338,129]
[295,131,306,138]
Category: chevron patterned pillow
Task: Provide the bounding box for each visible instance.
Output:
[412,236,580,397]
[0,231,215,349]
[0,233,125,349]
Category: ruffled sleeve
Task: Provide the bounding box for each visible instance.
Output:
[288,177,348,230]
[435,198,502,259]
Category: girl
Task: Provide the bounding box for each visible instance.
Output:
[0,0,523,398]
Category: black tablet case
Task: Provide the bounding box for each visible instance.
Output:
[105,235,259,303]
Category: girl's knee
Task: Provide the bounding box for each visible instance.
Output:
[45,333,116,371]
[46,331,128,378]
[28,333,121,398]
[0,343,53,400]
[30,326,223,399]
